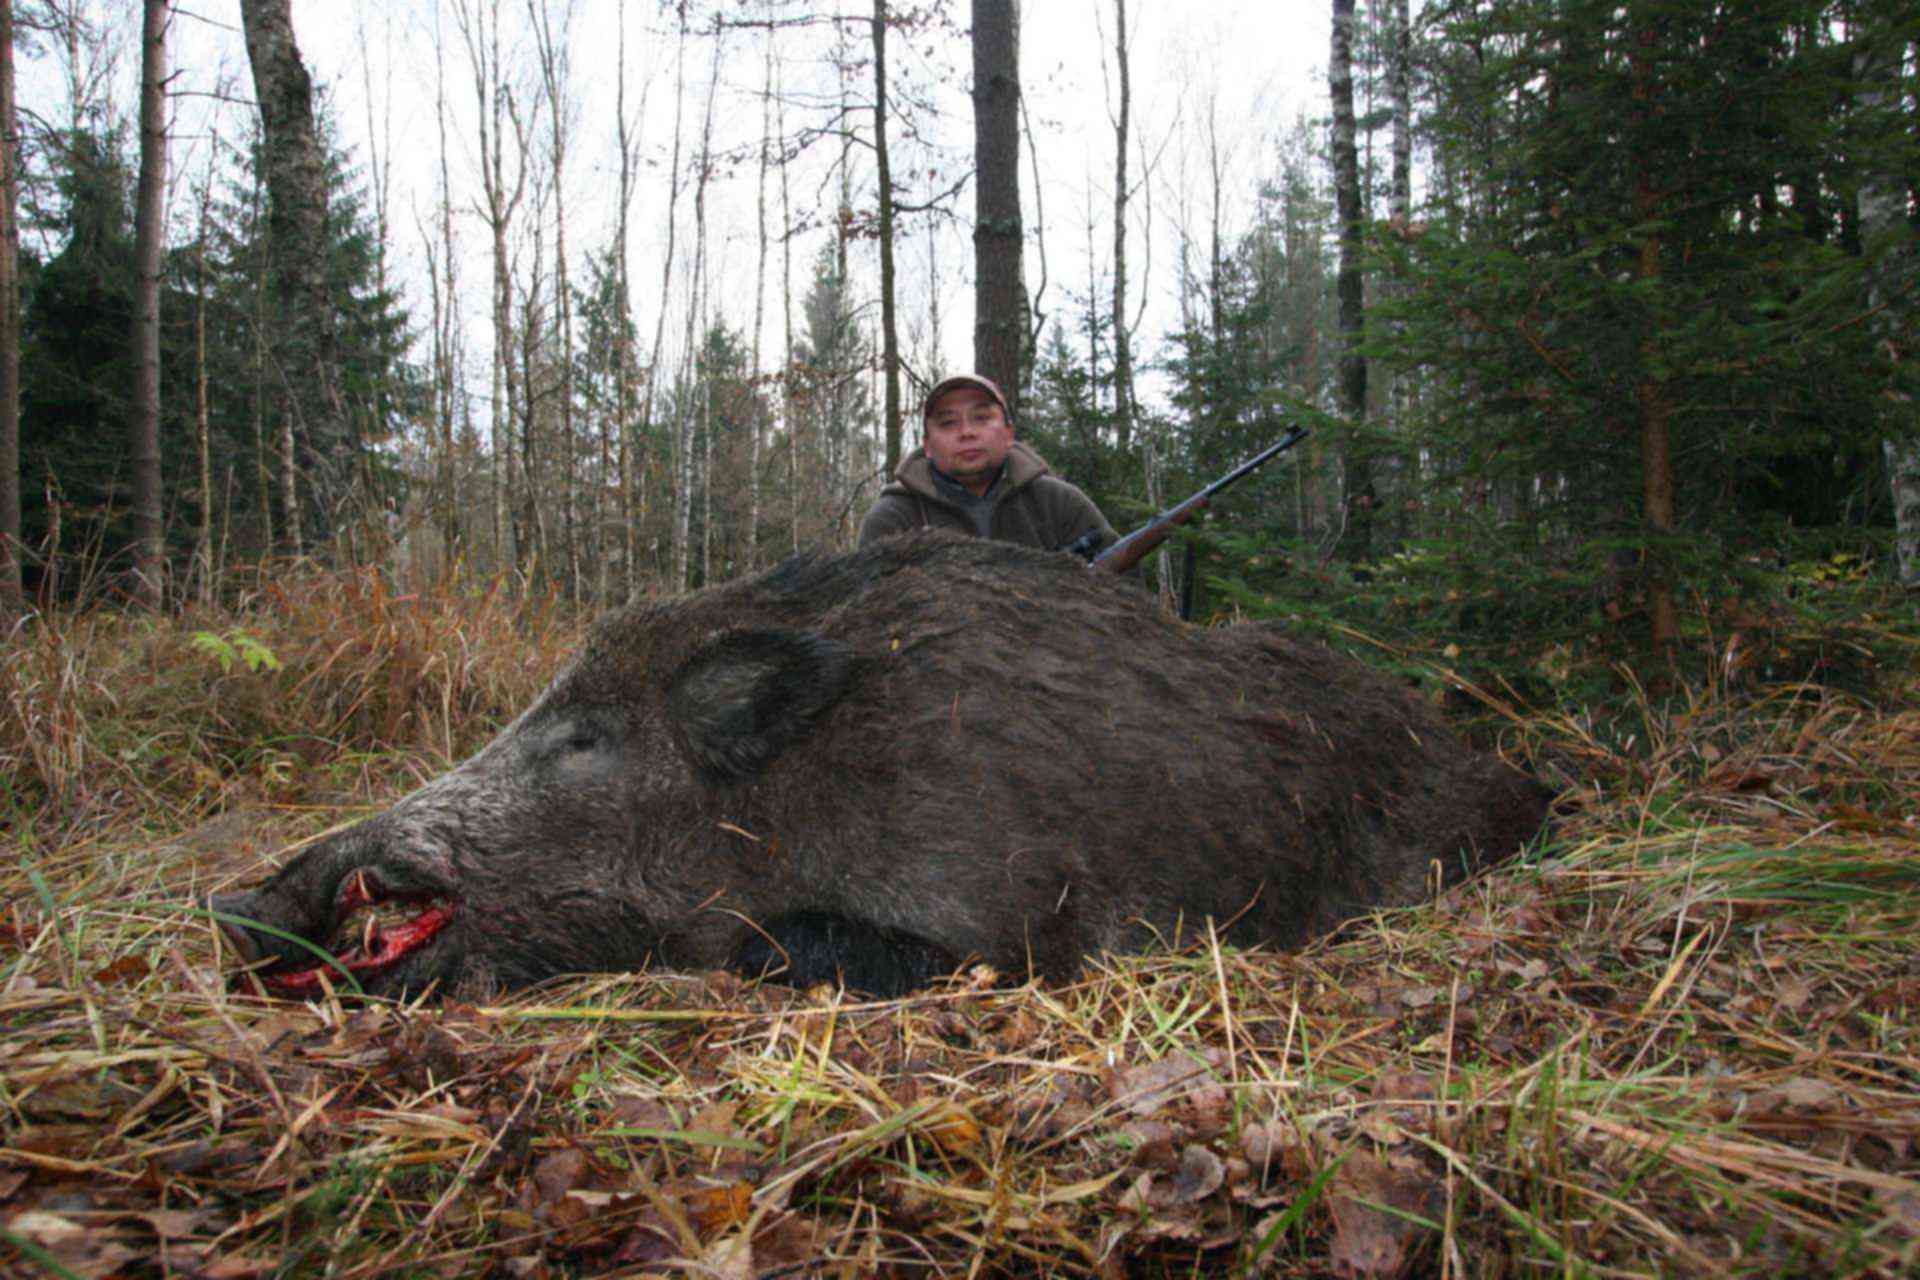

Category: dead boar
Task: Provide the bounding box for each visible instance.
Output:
[209,531,1551,999]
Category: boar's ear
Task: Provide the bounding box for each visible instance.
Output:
[665,628,858,785]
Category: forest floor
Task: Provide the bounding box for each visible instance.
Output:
[2,566,1918,1278]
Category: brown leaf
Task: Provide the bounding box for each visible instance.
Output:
[1707,764,1777,793]
[130,1207,223,1240]
[988,1007,1043,1052]
[680,1181,754,1236]
[1117,1119,1178,1171]
[1371,1070,1435,1107]
[689,1099,742,1146]
[1749,1077,1842,1116]
[1105,1052,1224,1118]
[1395,985,1445,1010]
[607,1094,680,1132]
[918,1101,981,1155]
[192,1252,281,1278]
[1773,979,1814,1013]
[90,955,151,987]
[750,1212,828,1272]
[1240,1120,1304,1176]
[0,1169,25,1201]
[1499,958,1550,985]
[532,1148,590,1205]
[1155,1145,1226,1208]
[2,1210,140,1278]
[698,1231,755,1280]
[1328,1150,1440,1278]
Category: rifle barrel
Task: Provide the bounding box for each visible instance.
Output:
[1087,424,1311,574]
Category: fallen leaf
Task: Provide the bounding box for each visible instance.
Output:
[1773,979,1813,1013]
[607,1094,680,1131]
[3,1210,141,1278]
[918,1101,981,1155]
[1499,958,1549,984]
[1749,1077,1841,1115]
[698,1230,754,1280]
[1105,1052,1224,1118]
[678,1181,752,1236]
[1117,1119,1178,1171]
[1327,1150,1440,1278]
[532,1148,590,1205]
[1155,1145,1226,1208]
[90,955,151,987]
[191,1251,281,1278]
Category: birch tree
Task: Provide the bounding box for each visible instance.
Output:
[1858,9,1919,586]
[1107,0,1135,451]
[872,0,902,474]
[452,0,529,570]
[530,0,579,595]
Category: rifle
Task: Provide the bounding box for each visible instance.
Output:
[1064,425,1311,575]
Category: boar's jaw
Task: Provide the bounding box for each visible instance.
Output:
[252,867,458,998]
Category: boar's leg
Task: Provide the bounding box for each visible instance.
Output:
[732,910,960,997]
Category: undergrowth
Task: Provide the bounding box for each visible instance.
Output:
[2,562,1917,1277]
[0,562,582,827]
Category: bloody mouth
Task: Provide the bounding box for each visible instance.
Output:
[255,870,454,996]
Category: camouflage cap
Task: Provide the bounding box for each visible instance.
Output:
[921,373,1012,422]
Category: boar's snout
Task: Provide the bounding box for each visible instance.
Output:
[208,890,309,969]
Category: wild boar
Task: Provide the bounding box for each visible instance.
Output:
[210,532,1551,999]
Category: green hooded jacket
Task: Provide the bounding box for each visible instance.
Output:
[858,441,1117,556]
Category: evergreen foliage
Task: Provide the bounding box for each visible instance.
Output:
[20,112,420,598]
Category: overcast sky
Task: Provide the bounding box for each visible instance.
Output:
[30,1,1334,416]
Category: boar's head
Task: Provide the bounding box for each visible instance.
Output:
[209,597,863,1000]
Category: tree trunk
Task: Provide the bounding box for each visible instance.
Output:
[778,47,798,555]
[613,0,644,601]
[873,0,903,474]
[1330,0,1374,563]
[431,2,461,569]
[1631,20,1677,651]
[1857,16,1918,585]
[1385,0,1412,541]
[194,188,213,606]
[748,29,773,573]
[130,0,168,608]
[971,0,1023,412]
[1109,0,1135,452]
[452,0,525,573]
[647,10,689,587]
[240,0,349,542]
[531,0,578,598]
[675,30,721,590]
[0,0,19,609]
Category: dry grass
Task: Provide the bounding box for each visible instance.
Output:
[3,574,1917,1278]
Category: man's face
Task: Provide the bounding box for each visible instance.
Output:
[923,387,1014,497]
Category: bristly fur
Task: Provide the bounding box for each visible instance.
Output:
[213,531,1552,998]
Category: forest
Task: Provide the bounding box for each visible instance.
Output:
[1,1,1918,1276]
[0,0,1910,668]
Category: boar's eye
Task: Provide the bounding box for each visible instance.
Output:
[530,714,615,766]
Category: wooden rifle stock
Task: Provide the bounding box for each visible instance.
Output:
[1075,426,1310,575]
